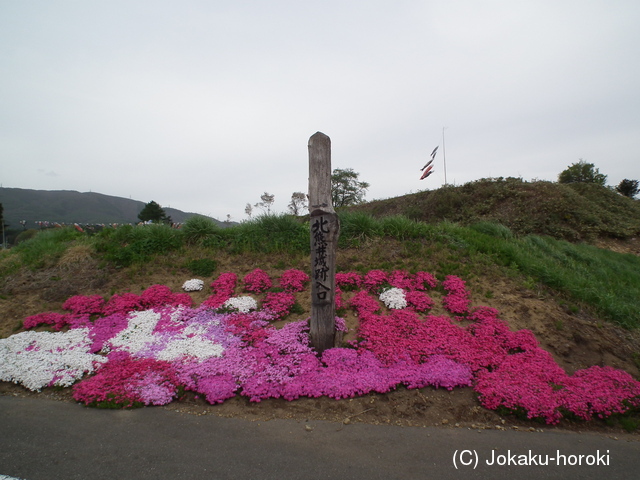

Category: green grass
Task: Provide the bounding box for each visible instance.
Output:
[221,214,309,254]
[352,177,640,241]
[448,222,640,328]
[94,223,183,267]
[181,215,221,245]
[12,227,84,269]
[184,258,218,277]
[3,209,640,329]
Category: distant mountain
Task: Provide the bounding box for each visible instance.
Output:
[0,187,225,230]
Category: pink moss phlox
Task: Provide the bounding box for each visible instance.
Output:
[62,295,105,315]
[139,285,193,309]
[101,286,192,316]
[414,271,438,290]
[349,290,381,316]
[190,372,239,404]
[15,269,640,425]
[559,366,640,420]
[73,351,179,407]
[86,313,130,353]
[357,309,506,372]
[243,268,272,293]
[261,292,296,320]
[203,272,237,308]
[335,272,362,290]
[23,312,67,330]
[363,270,388,293]
[442,275,471,315]
[388,270,414,290]
[405,290,434,313]
[279,269,310,292]
[335,286,345,310]
[393,355,473,390]
[356,310,441,364]
[23,312,91,331]
[232,320,320,402]
[102,292,144,316]
[474,349,568,424]
[466,307,539,356]
[315,348,398,399]
[223,312,271,346]
[334,316,348,332]
[172,357,240,405]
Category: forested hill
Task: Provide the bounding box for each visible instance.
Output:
[0,187,223,230]
[349,177,640,241]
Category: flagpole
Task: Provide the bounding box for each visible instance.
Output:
[442,127,448,186]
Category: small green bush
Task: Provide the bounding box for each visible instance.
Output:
[14,229,39,245]
[470,221,514,240]
[338,211,382,247]
[182,216,220,245]
[94,224,183,267]
[185,258,217,277]
[378,215,428,239]
[226,214,308,254]
[13,227,83,269]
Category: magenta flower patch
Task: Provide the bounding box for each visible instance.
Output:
[3,268,640,425]
[243,268,272,293]
[279,269,310,292]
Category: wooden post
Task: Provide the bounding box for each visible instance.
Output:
[308,132,339,354]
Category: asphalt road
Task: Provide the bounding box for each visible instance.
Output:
[1,396,639,480]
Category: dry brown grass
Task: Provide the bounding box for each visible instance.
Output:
[56,244,94,269]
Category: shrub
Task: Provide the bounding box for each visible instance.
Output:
[185,258,217,277]
[182,216,220,245]
[13,227,83,269]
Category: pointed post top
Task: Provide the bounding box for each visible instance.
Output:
[308,132,334,214]
[309,131,330,143]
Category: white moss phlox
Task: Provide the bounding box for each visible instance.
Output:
[0,328,106,391]
[223,296,257,313]
[379,287,407,309]
[182,279,204,291]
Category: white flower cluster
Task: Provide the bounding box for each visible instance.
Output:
[223,296,257,313]
[379,287,407,309]
[0,328,106,391]
[104,310,161,354]
[105,309,225,362]
[154,322,224,362]
[182,279,204,292]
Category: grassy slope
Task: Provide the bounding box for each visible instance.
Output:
[3,184,640,331]
[2,183,640,432]
[351,177,640,241]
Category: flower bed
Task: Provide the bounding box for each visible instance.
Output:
[2,269,639,424]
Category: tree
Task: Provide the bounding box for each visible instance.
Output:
[254,192,275,214]
[245,203,253,219]
[331,168,370,207]
[615,179,639,199]
[288,192,308,215]
[138,201,172,224]
[558,160,607,186]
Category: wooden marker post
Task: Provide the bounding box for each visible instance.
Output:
[308,132,339,354]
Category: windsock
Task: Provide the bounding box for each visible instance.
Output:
[420,165,434,180]
[420,158,434,171]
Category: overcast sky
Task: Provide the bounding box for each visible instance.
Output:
[1,1,639,222]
